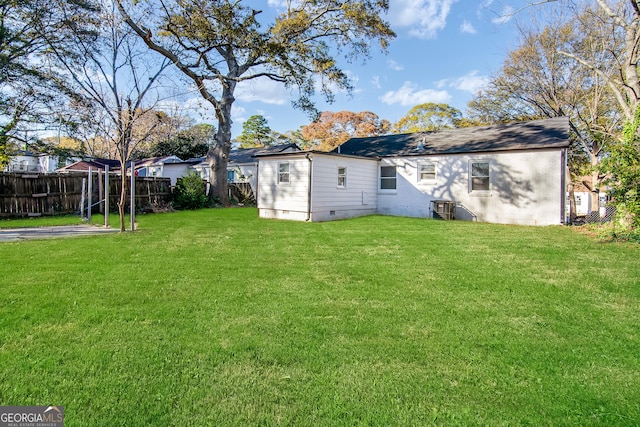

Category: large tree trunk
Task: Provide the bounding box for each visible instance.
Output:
[207,136,230,206]
[567,181,577,223]
[207,84,235,206]
[590,168,600,215]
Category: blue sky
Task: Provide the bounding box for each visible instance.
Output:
[182,0,532,137]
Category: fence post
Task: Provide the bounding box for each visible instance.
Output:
[104,165,109,228]
[80,178,86,218]
[87,167,92,222]
[130,161,135,231]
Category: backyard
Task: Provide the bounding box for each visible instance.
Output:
[0,208,638,426]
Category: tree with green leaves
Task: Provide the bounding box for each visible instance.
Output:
[236,115,273,148]
[0,0,96,168]
[116,0,395,205]
[599,110,640,233]
[391,103,462,134]
[273,129,310,149]
[151,124,215,159]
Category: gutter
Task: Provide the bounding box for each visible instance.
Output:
[306,153,312,221]
[254,161,259,205]
[561,148,568,225]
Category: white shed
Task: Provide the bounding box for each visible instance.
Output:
[256,152,378,222]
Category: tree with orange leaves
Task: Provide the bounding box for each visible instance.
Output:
[301,111,390,152]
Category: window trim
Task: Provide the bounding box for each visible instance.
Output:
[379,164,397,191]
[277,161,290,185]
[469,160,491,194]
[418,161,437,184]
[337,165,347,188]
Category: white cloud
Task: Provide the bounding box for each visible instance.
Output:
[388,0,457,39]
[267,0,289,7]
[387,59,405,71]
[492,5,515,24]
[380,81,451,106]
[460,20,477,34]
[231,104,247,126]
[235,77,290,105]
[438,70,490,94]
[371,75,382,89]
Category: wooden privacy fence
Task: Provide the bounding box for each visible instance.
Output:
[0,172,172,217]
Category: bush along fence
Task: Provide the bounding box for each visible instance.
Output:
[0,172,172,218]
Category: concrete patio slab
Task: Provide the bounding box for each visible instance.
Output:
[0,225,119,242]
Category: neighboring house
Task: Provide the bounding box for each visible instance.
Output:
[6,150,67,173]
[134,156,182,179]
[569,180,610,219]
[146,157,202,186]
[57,158,121,173]
[255,118,570,226]
[571,182,593,217]
[193,143,300,194]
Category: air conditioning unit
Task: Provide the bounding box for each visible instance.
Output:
[432,200,455,220]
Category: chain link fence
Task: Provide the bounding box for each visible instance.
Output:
[571,206,616,225]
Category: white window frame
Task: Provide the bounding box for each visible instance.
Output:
[469,160,491,194]
[278,161,290,185]
[379,164,397,191]
[337,166,347,188]
[418,161,437,184]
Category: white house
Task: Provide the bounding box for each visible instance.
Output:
[193,143,300,194]
[6,151,66,173]
[142,156,201,186]
[255,118,570,226]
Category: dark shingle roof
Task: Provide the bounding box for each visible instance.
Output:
[58,158,121,171]
[336,117,570,158]
[231,143,300,163]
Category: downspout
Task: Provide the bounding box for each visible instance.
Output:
[306,153,312,221]
[254,161,259,206]
[561,148,568,225]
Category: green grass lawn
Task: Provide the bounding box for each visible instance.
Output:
[1,208,638,426]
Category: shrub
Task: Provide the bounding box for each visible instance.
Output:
[172,172,208,210]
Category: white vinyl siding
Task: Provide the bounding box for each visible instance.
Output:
[301,155,378,221]
[257,157,310,219]
[258,148,566,226]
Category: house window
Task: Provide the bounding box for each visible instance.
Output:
[380,165,397,190]
[337,166,347,188]
[227,170,235,183]
[419,162,436,182]
[278,162,290,184]
[470,161,490,192]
